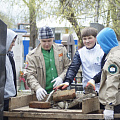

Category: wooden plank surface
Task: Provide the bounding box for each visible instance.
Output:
[11,106,83,113]
[4,111,104,119]
[9,118,71,120]
[4,111,120,120]
[4,94,120,120]
[9,93,98,113]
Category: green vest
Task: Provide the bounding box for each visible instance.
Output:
[42,47,58,93]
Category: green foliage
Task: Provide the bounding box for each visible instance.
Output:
[101,0,120,38]
[1,0,120,42]
[109,0,120,36]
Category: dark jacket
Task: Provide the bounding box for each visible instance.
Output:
[65,50,106,84]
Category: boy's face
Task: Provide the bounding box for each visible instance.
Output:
[82,35,97,49]
[40,38,54,50]
[8,38,16,51]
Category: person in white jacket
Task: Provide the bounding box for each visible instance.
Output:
[4,29,17,120]
[55,27,106,94]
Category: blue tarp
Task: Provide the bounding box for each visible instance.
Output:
[12,29,27,33]
[23,40,29,60]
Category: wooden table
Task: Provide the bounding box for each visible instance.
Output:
[3,93,120,120]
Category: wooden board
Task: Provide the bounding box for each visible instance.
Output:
[3,94,120,120]
[29,101,51,109]
[9,94,37,111]
[9,94,51,111]
[53,89,76,102]
[4,110,120,120]
[4,110,104,119]
[9,94,100,113]
[82,96,100,113]
[10,106,83,113]
[68,93,96,109]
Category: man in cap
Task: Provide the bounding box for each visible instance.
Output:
[25,26,70,101]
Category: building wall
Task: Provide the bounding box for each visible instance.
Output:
[55,27,78,40]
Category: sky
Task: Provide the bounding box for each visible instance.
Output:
[0,0,59,20]
[0,0,29,24]
[0,0,97,28]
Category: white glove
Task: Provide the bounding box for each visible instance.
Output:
[103,109,114,120]
[36,88,47,101]
[51,77,63,87]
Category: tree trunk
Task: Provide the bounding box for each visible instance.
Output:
[94,0,100,23]
[29,0,38,49]
[59,0,83,49]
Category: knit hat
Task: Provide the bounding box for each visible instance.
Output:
[39,26,54,39]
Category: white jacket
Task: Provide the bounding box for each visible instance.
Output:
[78,44,104,92]
[4,29,17,99]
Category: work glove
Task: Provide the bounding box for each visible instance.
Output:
[103,109,114,120]
[86,79,95,90]
[51,77,63,88]
[36,87,47,101]
[53,82,69,90]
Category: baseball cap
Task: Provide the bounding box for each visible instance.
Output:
[39,26,54,39]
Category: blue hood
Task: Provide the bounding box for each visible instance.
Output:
[97,27,118,54]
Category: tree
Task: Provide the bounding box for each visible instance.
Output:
[108,0,120,40]
[22,0,37,48]
[0,12,15,28]
[59,0,82,48]
[98,0,120,40]
[58,0,101,48]
[13,0,46,49]
[2,0,120,47]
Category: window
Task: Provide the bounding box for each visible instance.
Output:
[55,33,61,40]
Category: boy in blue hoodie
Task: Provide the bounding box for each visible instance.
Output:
[97,27,120,120]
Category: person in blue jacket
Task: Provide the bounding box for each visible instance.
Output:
[97,27,120,120]
[54,27,106,94]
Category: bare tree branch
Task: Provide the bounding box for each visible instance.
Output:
[108,0,120,9]
[22,0,29,7]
